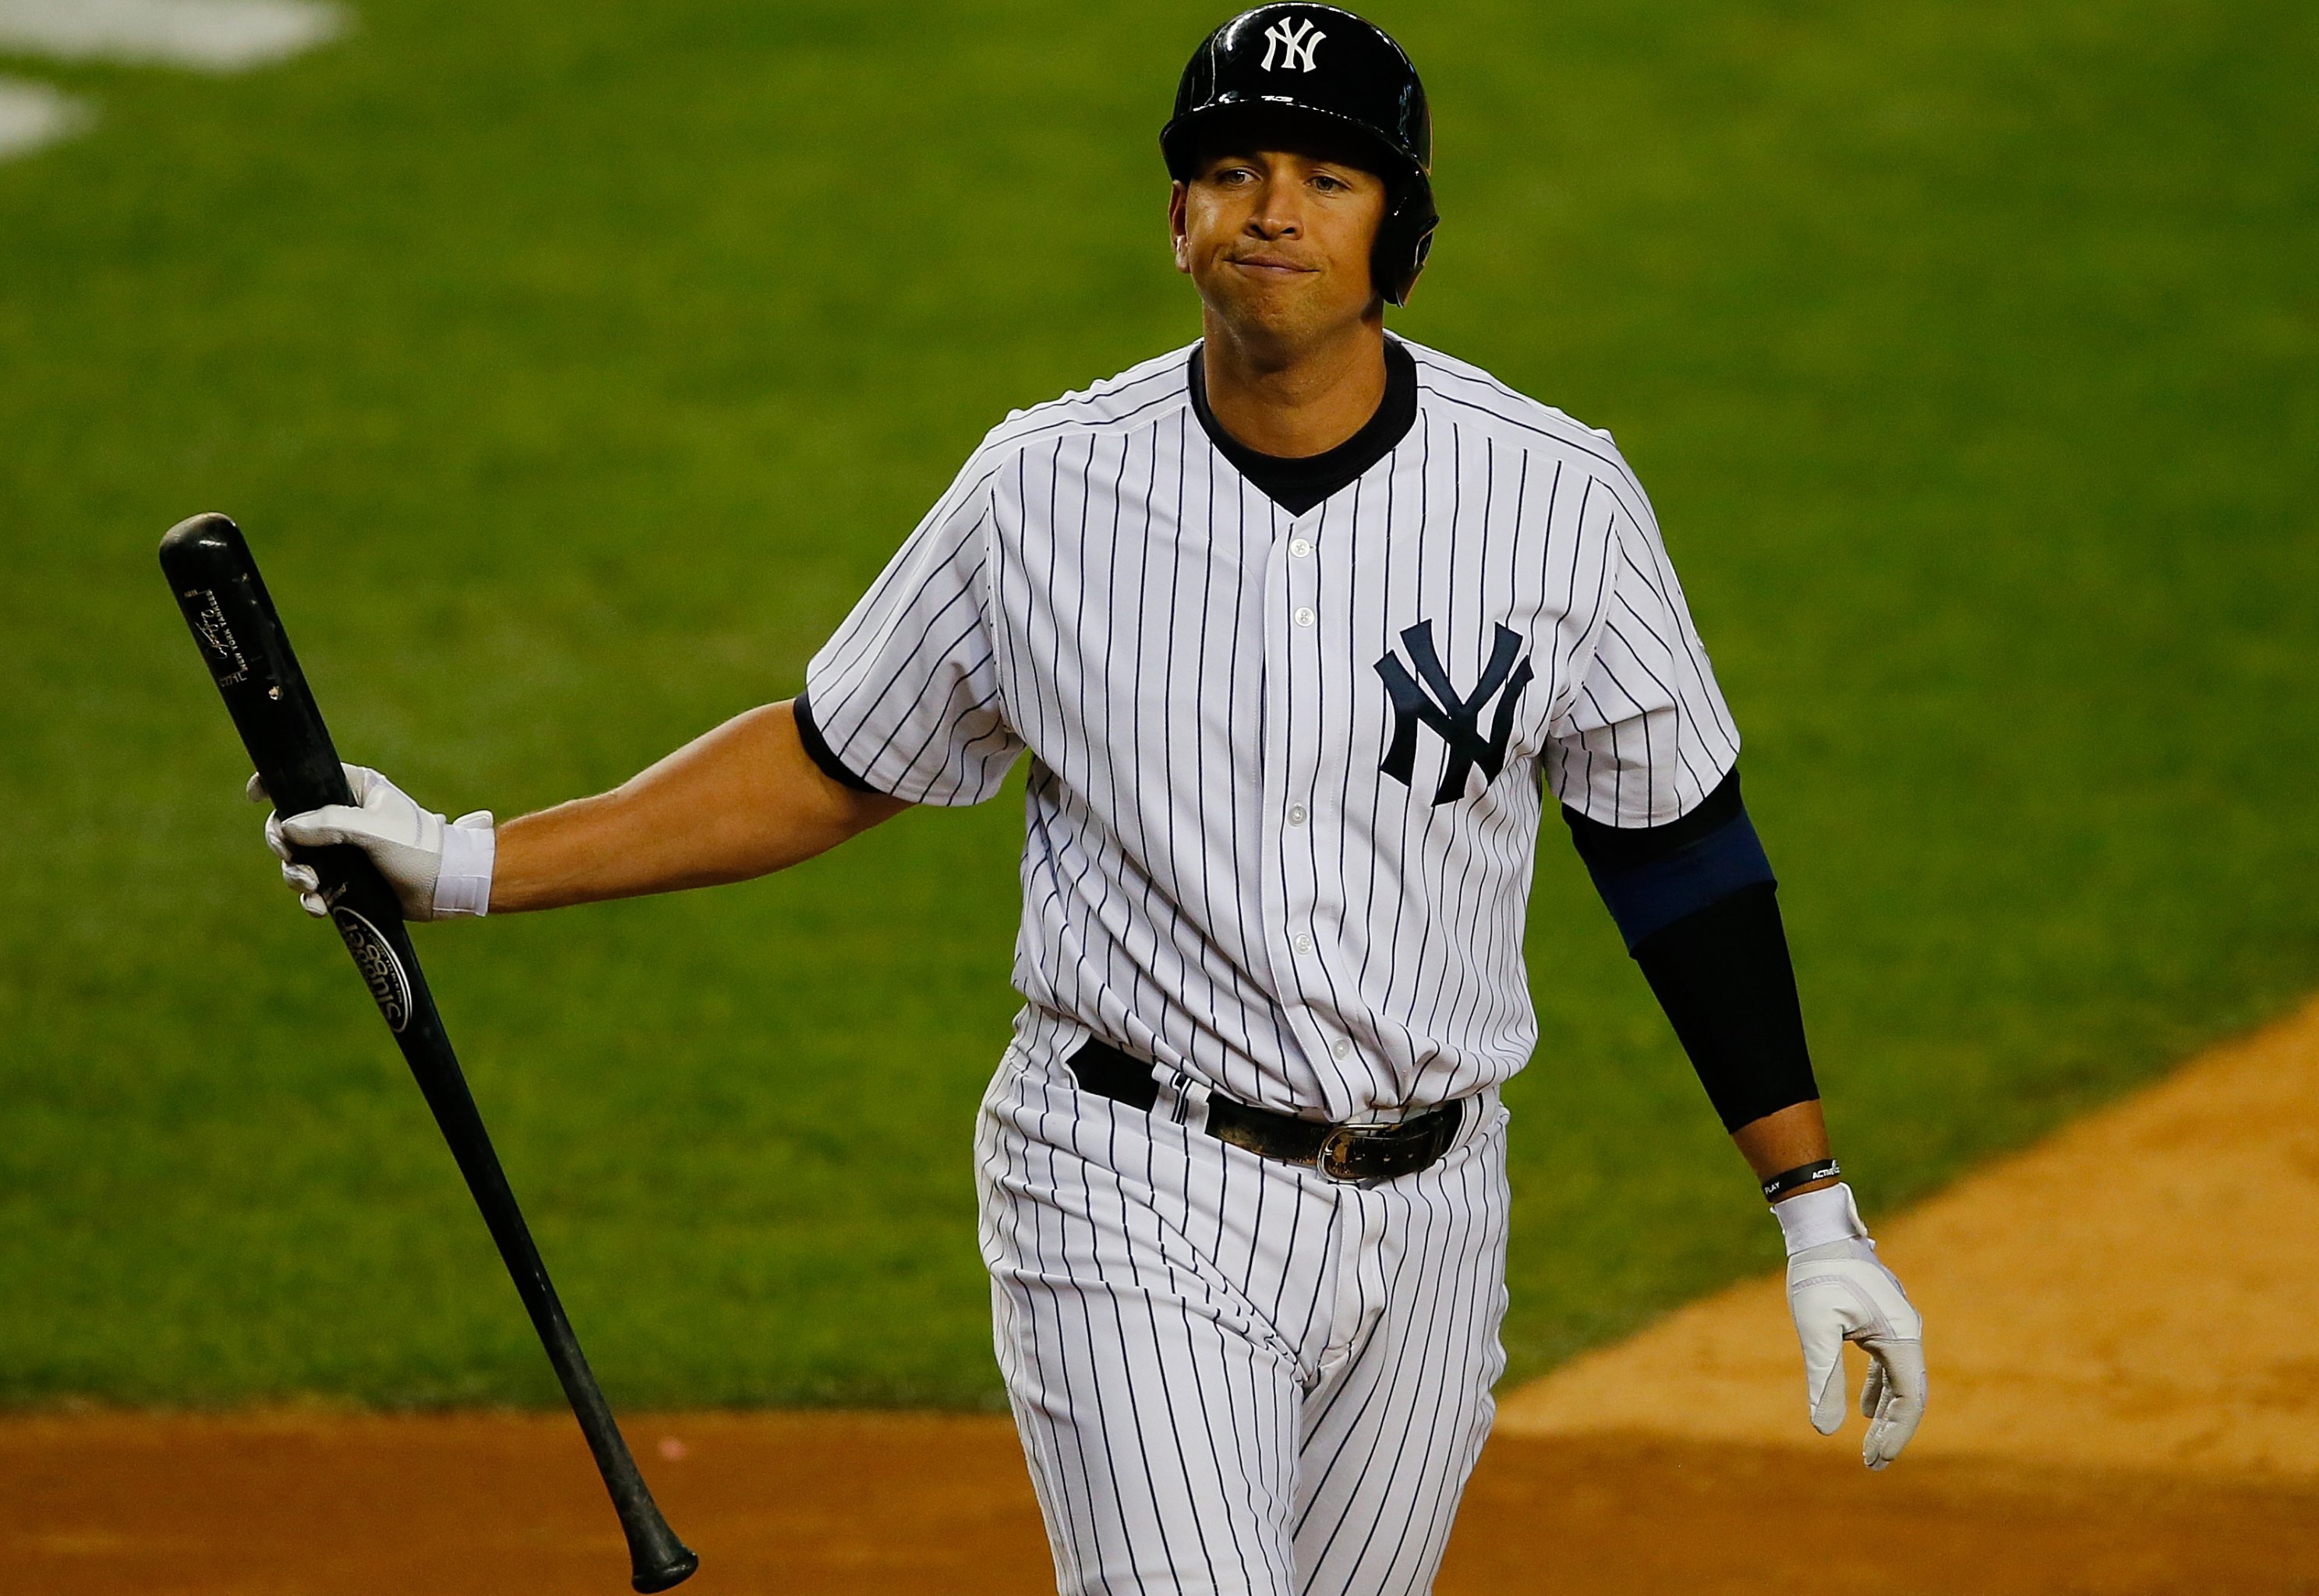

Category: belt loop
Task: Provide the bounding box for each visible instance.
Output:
[1165,1071,1211,1133]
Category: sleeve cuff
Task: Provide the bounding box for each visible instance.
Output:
[791,694,880,794]
[1562,764,1745,873]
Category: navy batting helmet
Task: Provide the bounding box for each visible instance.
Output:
[1161,5,1437,305]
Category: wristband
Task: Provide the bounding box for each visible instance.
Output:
[1760,1156,1840,1202]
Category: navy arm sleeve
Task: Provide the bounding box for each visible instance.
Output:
[1561,767,1819,1132]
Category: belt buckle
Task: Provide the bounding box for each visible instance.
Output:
[1318,1125,1368,1184]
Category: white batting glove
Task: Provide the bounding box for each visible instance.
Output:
[1774,1183,1925,1470]
[249,764,495,921]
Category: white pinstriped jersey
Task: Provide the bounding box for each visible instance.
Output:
[804,337,1739,1123]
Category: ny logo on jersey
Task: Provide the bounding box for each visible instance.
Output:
[1260,16,1326,71]
[1375,621,1536,806]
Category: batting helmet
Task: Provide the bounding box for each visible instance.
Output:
[1161,5,1437,305]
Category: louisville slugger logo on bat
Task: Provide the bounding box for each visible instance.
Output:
[332,906,412,1033]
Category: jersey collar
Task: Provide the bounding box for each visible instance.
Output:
[1187,336,1419,517]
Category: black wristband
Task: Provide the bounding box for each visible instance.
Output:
[1761,1158,1841,1202]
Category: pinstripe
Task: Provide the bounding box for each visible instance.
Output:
[980,1051,1511,1596]
[821,337,1738,1594]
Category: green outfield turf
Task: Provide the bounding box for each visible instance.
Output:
[3,0,2314,1407]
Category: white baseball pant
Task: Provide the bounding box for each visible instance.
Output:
[976,1043,1511,1596]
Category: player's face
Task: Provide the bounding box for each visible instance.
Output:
[1170,143,1388,345]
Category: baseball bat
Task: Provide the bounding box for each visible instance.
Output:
[159,513,699,1594]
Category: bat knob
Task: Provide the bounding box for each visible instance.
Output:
[631,1545,700,1592]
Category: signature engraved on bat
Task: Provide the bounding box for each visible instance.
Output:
[185,588,252,687]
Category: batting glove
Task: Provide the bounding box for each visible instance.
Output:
[250,764,494,920]
[1774,1183,1926,1470]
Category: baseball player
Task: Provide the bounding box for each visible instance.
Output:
[256,7,1925,1591]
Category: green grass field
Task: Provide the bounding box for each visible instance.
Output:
[3,0,2315,1408]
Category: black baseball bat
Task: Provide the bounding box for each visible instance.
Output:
[159,513,698,1594]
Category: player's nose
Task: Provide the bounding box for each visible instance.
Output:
[1243,203,1302,239]
[1242,176,1304,238]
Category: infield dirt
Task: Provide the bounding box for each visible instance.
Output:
[5,1411,2315,1594]
[9,999,2318,1593]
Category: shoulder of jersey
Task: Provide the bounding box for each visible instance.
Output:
[1398,338,1649,496]
[974,344,1199,459]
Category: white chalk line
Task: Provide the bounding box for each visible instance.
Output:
[0,1,347,164]
[0,0,346,72]
[0,72,89,160]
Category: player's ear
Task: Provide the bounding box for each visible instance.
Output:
[1168,180,1192,275]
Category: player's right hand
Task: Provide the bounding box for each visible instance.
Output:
[249,764,495,921]
[1772,1181,1926,1470]
[1786,1234,1926,1470]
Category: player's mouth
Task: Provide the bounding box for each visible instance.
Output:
[1227,254,1317,277]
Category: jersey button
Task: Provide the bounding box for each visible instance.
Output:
[1293,606,1317,628]
[1293,934,1313,954]
[1286,804,1308,826]
[1289,538,1313,560]
[1331,1040,1352,1061]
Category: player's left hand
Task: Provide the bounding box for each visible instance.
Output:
[249,764,494,920]
[1786,1233,1925,1469]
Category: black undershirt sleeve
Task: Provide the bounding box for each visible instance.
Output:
[1562,768,1819,1133]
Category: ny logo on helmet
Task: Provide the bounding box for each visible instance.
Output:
[1375,621,1535,806]
[1261,16,1326,72]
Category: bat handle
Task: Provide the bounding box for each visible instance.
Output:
[548,1306,698,1591]
[398,1019,698,1590]
[535,1291,695,1590]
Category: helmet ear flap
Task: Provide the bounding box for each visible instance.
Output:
[1396,225,1436,305]
[1373,183,1438,306]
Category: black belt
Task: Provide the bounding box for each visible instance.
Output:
[1066,1038,1467,1187]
